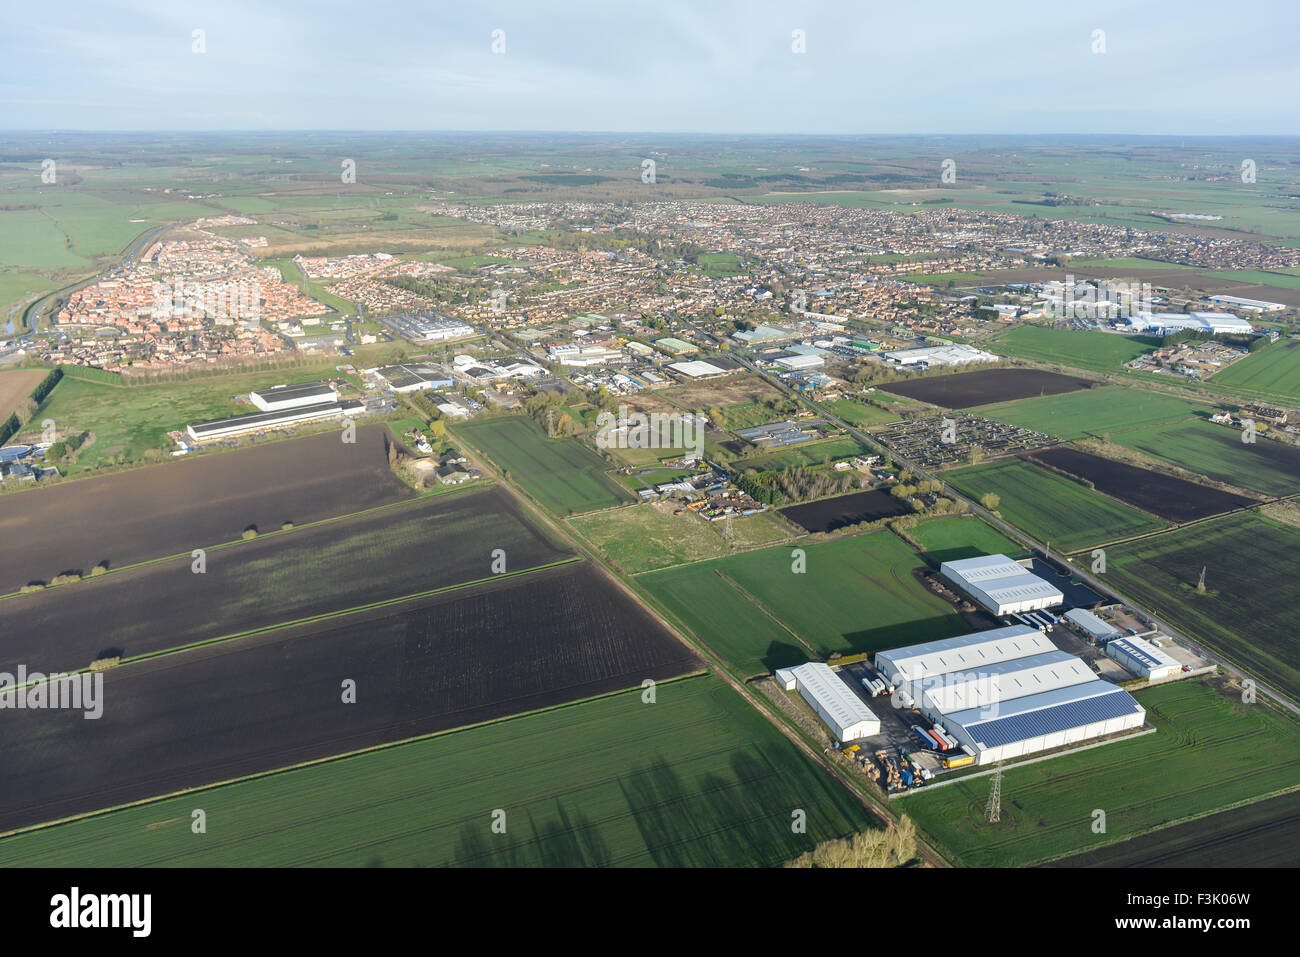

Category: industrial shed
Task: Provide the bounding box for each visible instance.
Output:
[774,662,880,742]
[940,554,1064,616]
[874,625,1144,765]
[188,399,363,442]
[1107,636,1182,681]
[1064,608,1122,643]
[249,381,338,412]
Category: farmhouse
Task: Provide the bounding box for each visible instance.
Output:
[940,554,1064,616]
[774,661,880,742]
[875,625,1146,765]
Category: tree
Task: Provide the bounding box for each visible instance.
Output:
[980,492,1000,510]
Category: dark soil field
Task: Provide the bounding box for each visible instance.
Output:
[1051,791,1300,868]
[779,489,912,533]
[0,562,699,833]
[0,424,414,594]
[1027,447,1257,523]
[880,369,1095,409]
[0,486,572,675]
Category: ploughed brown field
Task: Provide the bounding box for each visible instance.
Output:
[0,370,45,421]
[0,424,414,593]
[880,369,1095,409]
[0,486,572,676]
[1026,447,1257,523]
[0,562,699,834]
[779,488,912,533]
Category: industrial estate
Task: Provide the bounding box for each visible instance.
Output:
[0,10,1298,896]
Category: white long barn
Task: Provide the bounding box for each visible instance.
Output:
[875,625,1145,765]
[775,662,880,742]
[940,555,1063,616]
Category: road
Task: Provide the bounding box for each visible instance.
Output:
[678,314,1300,717]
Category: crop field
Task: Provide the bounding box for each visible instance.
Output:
[0,487,570,675]
[820,397,898,427]
[879,369,1095,409]
[1105,513,1300,702]
[977,386,1209,441]
[1208,338,1300,402]
[456,416,633,515]
[567,502,786,574]
[0,561,699,834]
[0,424,414,594]
[946,459,1169,550]
[1052,790,1300,868]
[779,489,912,534]
[1027,447,1256,522]
[904,679,1300,867]
[992,327,1162,373]
[905,515,1028,564]
[1110,419,1300,497]
[0,369,44,419]
[0,676,876,867]
[640,531,969,674]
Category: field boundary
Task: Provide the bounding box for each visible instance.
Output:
[0,671,711,843]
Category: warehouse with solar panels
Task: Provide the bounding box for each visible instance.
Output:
[874,625,1145,765]
[940,554,1064,616]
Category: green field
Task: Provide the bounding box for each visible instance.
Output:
[640,531,968,674]
[697,252,744,278]
[0,676,877,867]
[946,459,1168,550]
[993,326,1162,373]
[456,416,634,515]
[977,386,1208,441]
[822,398,899,427]
[1105,513,1300,702]
[569,503,787,574]
[733,435,866,471]
[905,515,1029,564]
[1209,338,1300,402]
[1110,418,1300,497]
[904,679,1300,867]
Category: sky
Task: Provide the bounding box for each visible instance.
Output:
[1,0,1297,134]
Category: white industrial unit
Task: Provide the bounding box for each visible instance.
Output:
[1106,635,1182,681]
[939,555,1064,616]
[774,662,880,741]
[1064,608,1122,643]
[249,382,338,412]
[874,625,1144,765]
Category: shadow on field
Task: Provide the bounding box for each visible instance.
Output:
[762,640,807,671]
[450,804,612,867]
[839,614,972,657]
[618,749,814,867]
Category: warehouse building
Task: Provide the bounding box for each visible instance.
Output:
[1064,608,1122,643]
[1206,294,1286,313]
[883,343,999,369]
[875,625,1145,765]
[774,662,881,742]
[371,363,454,393]
[1127,311,1254,335]
[249,381,338,412]
[940,554,1064,616]
[1106,635,1182,682]
[187,399,363,443]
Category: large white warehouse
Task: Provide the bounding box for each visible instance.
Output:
[775,662,880,742]
[875,625,1145,765]
[940,555,1064,616]
[249,381,338,412]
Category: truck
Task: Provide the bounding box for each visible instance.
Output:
[942,754,975,769]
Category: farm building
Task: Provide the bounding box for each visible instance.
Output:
[1064,608,1122,643]
[187,399,364,442]
[940,554,1064,616]
[774,662,880,742]
[875,625,1145,765]
[249,381,338,412]
[1106,635,1182,681]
